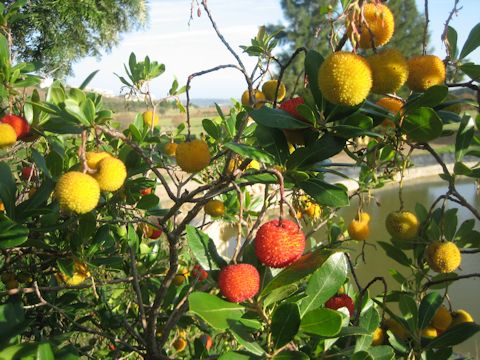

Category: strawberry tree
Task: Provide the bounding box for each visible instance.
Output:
[0,1,480,359]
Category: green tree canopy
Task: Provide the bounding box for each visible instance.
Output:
[5,0,147,77]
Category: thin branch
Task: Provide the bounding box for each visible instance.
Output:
[423,0,429,55]
[129,247,147,330]
[423,273,480,290]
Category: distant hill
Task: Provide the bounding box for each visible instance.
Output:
[189,98,232,107]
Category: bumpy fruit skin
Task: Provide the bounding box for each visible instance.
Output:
[348,219,370,241]
[143,110,159,127]
[372,327,385,346]
[451,309,474,327]
[192,264,208,281]
[86,151,111,169]
[421,326,438,338]
[218,264,260,302]
[367,49,408,94]
[0,123,17,148]
[255,219,305,268]
[1,114,30,139]
[325,294,355,317]
[204,200,225,217]
[176,140,211,173]
[93,157,127,192]
[173,337,187,352]
[262,80,286,102]
[57,260,90,286]
[173,274,186,286]
[279,97,305,120]
[318,52,372,106]
[384,318,408,340]
[304,202,322,220]
[426,241,461,273]
[356,3,395,49]
[432,305,452,330]
[241,89,266,109]
[55,172,100,214]
[164,142,178,156]
[385,211,419,241]
[21,166,35,181]
[0,201,4,212]
[376,97,403,128]
[407,55,446,92]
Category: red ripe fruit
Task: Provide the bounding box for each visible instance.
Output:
[255,219,305,268]
[279,97,305,120]
[218,264,260,303]
[192,264,208,281]
[201,334,213,350]
[325,294,355,317]
[149,228,163,239]
[21,166,35,180]
[140,188,153,196]
[1,114,30,139]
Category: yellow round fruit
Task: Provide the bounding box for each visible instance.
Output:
[367,49,408,94]
[385,211,419,241]
[407,55,446,92]
[304,202,322,220]
[384,318,408,340]
[376,97,404,128]
[426,241,461,273]
[421,326,438,338]
[143,110,159,127]
[241,89,266,109]
[55,172,100,214]
[359,212,371,223]
[0,123,17,148]
[318,52,372,106]
[371,327,384,346]
[246,159,261,170]
[164,142,178,156]
[86,151,112,169]
[204,200,225,217]
[175,139,211,173]
[173,337,187,352]
[432,305,453,331]
[356,3,395,49]
[173,274,186,286]
[262,80,286,102]
[57,260,90,286]
[348,218,370,241]
[451,309,474,327]
[93,157,127,192]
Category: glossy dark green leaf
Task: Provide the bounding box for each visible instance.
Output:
[255,125,290,164]
[273,350,309,360]
[299,178,349,207]
[460,63,480,81]
[418,292,442,331]
[455,115,475,161]
[447,26,458,59]
[0,215,29,249]
[378,242,411,267]
[31,148,52,179]
[0,162,16,216]
[460,22,480,58]
[359,306,380,333]
[399,294,418,333]
[0,302,25,342]
[260,249,332,297]
[403,86,448,112]
[57,258,74,277]
[351,352,373,360]
[368,345,395,360]
[203,118,222,140]
[224,142,274,164]
[300,308,342,336]
[36,342,54,360]
[402,107,443,142]
[263,284,299,307]
[229,321,265,356]
[79,70,100,90]
[299,252,347,316]
[426,322,480,349]
[189,292,245,330]
[186,225,227,271]
[249,107,310,129]
[304,50,324,111]
[136,194,160,210]
[286,134,345,170]
[271,303,300,349]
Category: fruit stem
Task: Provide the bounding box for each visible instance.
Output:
[268,168,285,224]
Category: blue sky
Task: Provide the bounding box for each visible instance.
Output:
[67,0,480,99]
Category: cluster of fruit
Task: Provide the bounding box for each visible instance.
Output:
[0,114,32,148]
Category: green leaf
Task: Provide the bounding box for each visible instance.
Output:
[304,50,324,111]
[218,351,258,360]
[402,107,443,142]
[378,242,411,267]
[0,34,9,61]
[32,148,52,179]
[0,215,29,249]
[0,343,38,359]
[260,249,332,297]
[263,284,299,307]
[186,225,227,271]
[273,350,309,360]
[300,308,342,336]
[460,63,480,81]
[460,22,480,59]
[249,107,311,129]
[0,162,16,216]
[57,258,74,277]
[224,143,274,164]
[418,292,442,331]
[403,86,448,112]
[299,252,347,317]
[79,70,100,90]
[81,98,96,123]
[0,302,25,344]
[203,118,222,140]
[229,321,265,356]
[287,134,345,170]
[399,294,418,333]
[426,322,480,349]
[359,306,380,333]
[368,345,395,360]
[447,26,458,59]
[255,125,290,165]
[136,194,159,210]
[455,115,475,161]
[352,352,373,360]
[36,342,54,360]
[271,303,300,349]
[188,292,245,330]
[299,178,349,207]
